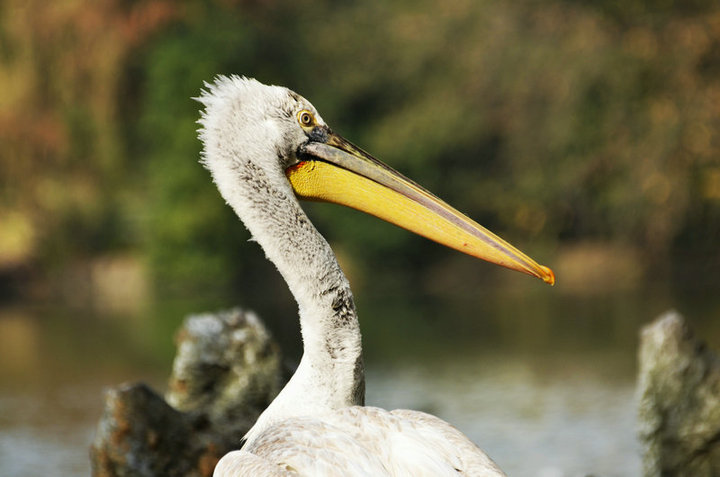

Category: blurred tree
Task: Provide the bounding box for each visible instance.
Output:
[0,0,177,269]
[1,0,718,299]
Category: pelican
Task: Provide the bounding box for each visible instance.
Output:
[197,76,554,477]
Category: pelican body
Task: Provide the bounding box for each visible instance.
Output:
[197,76,554,477]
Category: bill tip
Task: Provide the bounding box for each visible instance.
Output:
[539,265,555,286]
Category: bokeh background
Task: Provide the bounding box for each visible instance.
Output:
[1,0,719,476]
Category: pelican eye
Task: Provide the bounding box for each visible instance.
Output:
[297,110,315,128]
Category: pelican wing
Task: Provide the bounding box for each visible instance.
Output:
[215,407,506,477]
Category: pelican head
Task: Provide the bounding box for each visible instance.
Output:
[197,75,554,285]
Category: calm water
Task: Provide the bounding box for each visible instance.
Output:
[1,281,719,477]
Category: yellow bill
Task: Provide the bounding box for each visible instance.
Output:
[287,132,554,285]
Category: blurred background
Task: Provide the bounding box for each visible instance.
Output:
[1,0,719,475]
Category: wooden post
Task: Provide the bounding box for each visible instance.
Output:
[638,310,720,477]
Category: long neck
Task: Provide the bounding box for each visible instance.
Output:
[211,155,364,440]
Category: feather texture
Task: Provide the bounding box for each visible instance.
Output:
[217,406,504,477]
[197,76,505,477]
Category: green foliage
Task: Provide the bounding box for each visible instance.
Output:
[131,5,258,291]
[1,0,718,296]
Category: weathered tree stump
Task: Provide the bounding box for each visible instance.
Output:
[90,308,284,477]
[638,310,720,477]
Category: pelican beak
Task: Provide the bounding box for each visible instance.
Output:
[288,130,555,285]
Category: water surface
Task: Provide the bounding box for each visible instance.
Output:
[1,282,718,477]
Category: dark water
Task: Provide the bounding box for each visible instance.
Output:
[0,281,718,477]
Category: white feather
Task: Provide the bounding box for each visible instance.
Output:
[197,76,506,477]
